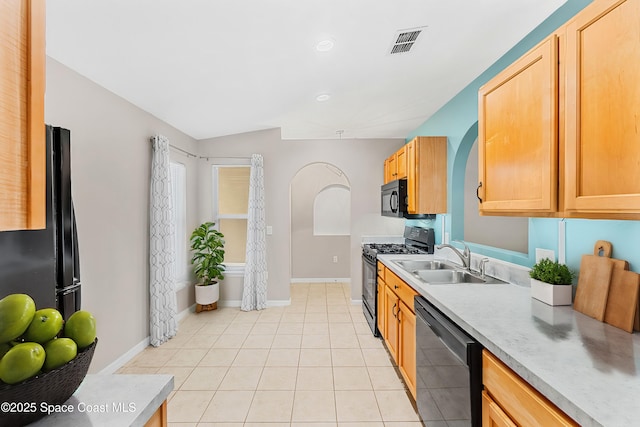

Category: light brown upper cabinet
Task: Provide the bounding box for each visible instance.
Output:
[478,0,640,220]
[564,0,640,218]
[478,35,559,215]
[406,136,447,215]
[384,145,407,184]
[384,153,396,184]
[0,0,46,230]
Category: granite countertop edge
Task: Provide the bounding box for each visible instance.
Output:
[29,373,174,427]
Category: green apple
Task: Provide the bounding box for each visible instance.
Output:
[43,338,77,371]
[0,342,12,359]
[0,342,45,384]
[0,294,36,344]
[23,308,64,344]
[64,310,96,349]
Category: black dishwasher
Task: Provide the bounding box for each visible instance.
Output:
[414,296,483,427]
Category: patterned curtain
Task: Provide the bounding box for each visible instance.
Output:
[241,154,268,311]
[149,135,178,346]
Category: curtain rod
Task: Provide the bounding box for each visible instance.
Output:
[200,156,251,161]
[169,145,251,161]
[163,140,251,161]
[168,144,198,158]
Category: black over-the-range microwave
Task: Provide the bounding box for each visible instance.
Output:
[381,179,435,219]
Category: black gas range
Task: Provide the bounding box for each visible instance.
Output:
[362,226,435,336]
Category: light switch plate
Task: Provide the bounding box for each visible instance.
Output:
[266,226,273,235]
[535,248,555,263]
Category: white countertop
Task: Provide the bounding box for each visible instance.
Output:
[379,253,640,427]
[30,374,173,427]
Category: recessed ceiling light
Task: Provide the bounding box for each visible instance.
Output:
[316,39,335,52]
[316,94,331,102]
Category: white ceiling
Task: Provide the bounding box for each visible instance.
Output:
[46,0,566,141]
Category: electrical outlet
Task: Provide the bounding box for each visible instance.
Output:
[266,226,273,235]
[333,256,338,263]
[535,248,555,263]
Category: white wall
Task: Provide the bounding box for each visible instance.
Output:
[44,58,199,372]
[197,130,407,302]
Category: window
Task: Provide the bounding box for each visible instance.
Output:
[212,165,250,266]
[170,162,189,284]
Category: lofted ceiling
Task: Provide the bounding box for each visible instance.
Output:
[46,0,566,140]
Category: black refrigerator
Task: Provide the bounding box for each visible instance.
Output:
[0,126,81,320]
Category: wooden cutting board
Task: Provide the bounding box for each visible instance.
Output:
[573,254,614,321]
[604,269,640,333]
[594,239,629,270]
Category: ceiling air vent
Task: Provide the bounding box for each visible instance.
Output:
[389,27,426,55]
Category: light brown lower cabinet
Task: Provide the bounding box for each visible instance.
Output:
[482,350,578,427]
[397,300,416,397]
[482,391,517,427]
[379,266,418,399]
[383,284,399,362]
[144,400,167,427]
[377,281,385,337]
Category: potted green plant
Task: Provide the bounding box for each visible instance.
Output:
[529,258,574,306]
[190,221,225,308]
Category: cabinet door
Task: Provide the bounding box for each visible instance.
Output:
[407,137,448,214]
[396,146,407,180]
[483,350,578,426]
[384,285,399,363]
[377,279,386,337]
[564,0,640,216]
[0,0,46,230]
[482,391,517,427]
[385,154,397,183]
[398,301,416,399]
[384,157,391,184]
[478,35,558,214]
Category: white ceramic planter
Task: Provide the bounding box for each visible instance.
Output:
[195,282,220,305]
[530,278,572,306]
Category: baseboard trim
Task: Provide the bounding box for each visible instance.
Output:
[98,336,149,375]
[98,303,195,374]
[290,278,351,283]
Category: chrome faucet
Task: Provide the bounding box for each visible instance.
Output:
[479,258,490,279]
[436,241,471,270]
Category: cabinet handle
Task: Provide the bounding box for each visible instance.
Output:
[476,182,483,203]
[394,285,399,289]
[392,303,397,318]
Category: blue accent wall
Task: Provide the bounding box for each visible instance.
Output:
[406,0,640,275]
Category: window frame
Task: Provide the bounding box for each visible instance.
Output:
[211,163,251,273]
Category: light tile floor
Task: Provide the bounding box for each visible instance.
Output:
[118,282,422,426]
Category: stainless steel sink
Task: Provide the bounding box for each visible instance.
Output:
[413,269,486,284]
[393,259,456,271]
[411,269,508,285]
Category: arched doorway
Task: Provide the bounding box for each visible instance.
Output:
[290,163,351,281]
